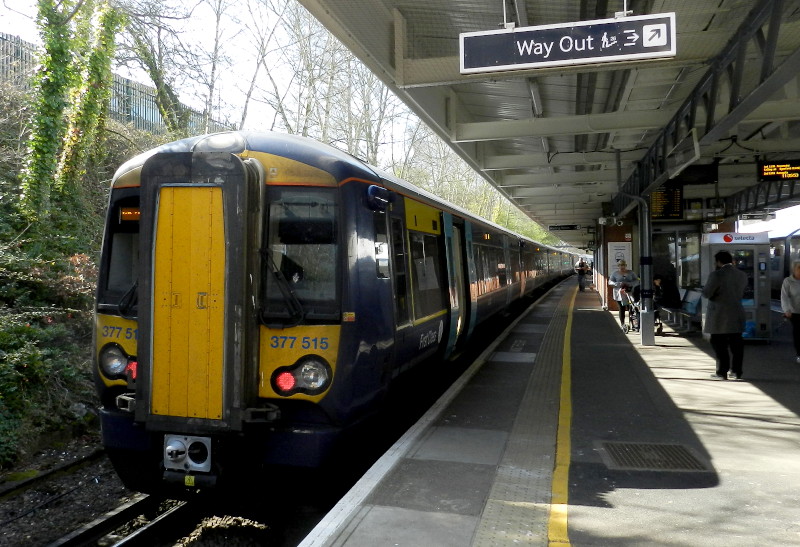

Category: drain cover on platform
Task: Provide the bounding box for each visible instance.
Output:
[597,442,711,472]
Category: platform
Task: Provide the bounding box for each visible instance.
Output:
[299,279,800,546]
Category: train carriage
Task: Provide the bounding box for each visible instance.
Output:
[93,131,575,494]
[770,228,800,298]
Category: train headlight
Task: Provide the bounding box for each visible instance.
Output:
[272,356,332,396]
[99,344,129,378]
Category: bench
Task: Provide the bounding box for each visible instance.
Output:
[661,288,703,332]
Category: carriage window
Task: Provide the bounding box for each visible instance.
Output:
[374,213,390,279]
[262,188,339,324]
[409,232,444,318]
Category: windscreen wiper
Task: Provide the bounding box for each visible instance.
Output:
[264,251,304,327]
[118,281,138,319]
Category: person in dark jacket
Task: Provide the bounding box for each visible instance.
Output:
[653,275,664,331]
[702,250,748,380]
[575,260,590,291]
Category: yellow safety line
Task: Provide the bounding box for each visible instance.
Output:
[548,286,576,545]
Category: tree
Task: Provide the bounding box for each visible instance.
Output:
[240,1,405,162]
[391,119,558,244]
[18,0,81,219]
[173,0,238,133]
[56,1,126,193]
[114,0,193,134]
[18,0,125,230]
[237,0,287,130]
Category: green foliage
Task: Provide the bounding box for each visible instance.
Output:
[0,401,21,467]
[19,0,78,219]
[20,0,126,239]
[0,248,96,466]
[0,75,164,468]
[57,3,127,193]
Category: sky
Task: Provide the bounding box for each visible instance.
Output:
[0,2,37,43]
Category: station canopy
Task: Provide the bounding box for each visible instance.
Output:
[298,0,800,250]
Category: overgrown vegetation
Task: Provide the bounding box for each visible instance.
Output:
[0,77,163,466]
[0,0,167,466]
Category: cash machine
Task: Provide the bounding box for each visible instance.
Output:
[701,232,771,341]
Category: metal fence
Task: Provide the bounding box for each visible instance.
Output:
[1,32,232,134]
[0,33,36,89]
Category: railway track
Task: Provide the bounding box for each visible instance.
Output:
[1,291,550,546]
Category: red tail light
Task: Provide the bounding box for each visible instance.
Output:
[275,371,296,392]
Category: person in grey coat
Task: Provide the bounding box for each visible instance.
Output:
[780,260,800,364]
[609,260,639,329]
[702,250,748,380]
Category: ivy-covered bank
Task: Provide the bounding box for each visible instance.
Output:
[0,0,165,465]
[0,79,165,466]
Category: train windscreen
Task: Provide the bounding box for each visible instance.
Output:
[262,187,340,325]
[97,193,140,316]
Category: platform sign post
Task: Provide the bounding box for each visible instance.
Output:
[460,13,676,74]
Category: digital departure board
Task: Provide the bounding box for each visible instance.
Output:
[650,182,683,220]
[759,160,800,181]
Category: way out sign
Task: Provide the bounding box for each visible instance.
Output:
[460,13,676,74]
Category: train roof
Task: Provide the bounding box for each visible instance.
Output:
[769,226,800,239]
[371,165,562,252]
[111,130,570,256]
[112,131,374,184]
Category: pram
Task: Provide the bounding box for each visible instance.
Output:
[619,286,640,333]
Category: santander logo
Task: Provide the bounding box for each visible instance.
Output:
[723,234,734,242]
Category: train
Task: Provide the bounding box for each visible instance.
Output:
[770,228,800,299]
[93,130,578,494]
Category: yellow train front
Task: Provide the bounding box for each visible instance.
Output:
[94,131,574,494]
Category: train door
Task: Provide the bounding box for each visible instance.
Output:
[502,236,513,307]
[137,152,261,431]
[390,215,412,328]
[462,221,479,339]
[442,213,467,358]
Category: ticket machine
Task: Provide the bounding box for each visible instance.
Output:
[701,232,771,341]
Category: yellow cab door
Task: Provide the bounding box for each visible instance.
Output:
[151,185,225,419]
[137,151,262,431]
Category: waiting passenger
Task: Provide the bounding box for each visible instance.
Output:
[702,250,747,380]
[780,260,800,365]
[609,260,639,329]
[575,260,590,291]
[652,275,664,327]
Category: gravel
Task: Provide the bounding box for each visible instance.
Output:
[0,434,135,546]
[0,435,281,546]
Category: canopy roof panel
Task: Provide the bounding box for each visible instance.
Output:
[299,0,800,250]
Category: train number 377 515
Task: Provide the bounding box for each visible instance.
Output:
[101,326,138,340]
[270,336,329,350]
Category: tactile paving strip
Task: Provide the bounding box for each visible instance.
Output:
[598,441,711,472]
[472,288,571,546]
